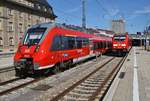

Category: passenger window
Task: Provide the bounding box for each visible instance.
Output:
[104,42,106,48]
[106,41,108,48]
[94,42,98,50]
[62,36,68,50]
[82,38,89,47]
[61,36,76,50]
[68,36,76,49]
[51,35,61,51]
[98,42,101,48]
[76,37,82,48]
[101,42,103,48]
[89,39,93,50]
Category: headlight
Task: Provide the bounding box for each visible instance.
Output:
[121,44,126,46]
[113,44,118,46]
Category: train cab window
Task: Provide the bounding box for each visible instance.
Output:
[114,35,126,41]
[51,35,62,51]
[23,28,46,45]
[76,37,82,48]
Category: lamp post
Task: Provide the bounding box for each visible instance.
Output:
[144,26,149,50]
[82,0,86,31]
[147,26,150,50]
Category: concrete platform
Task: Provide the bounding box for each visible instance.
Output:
[0,51,14,68]
[0,56,13,68]
[104,47,150,101]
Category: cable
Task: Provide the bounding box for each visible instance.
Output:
[54,8,81,19]
[61,0,76,7]
[49,0,81,22]
[95,0,111,16]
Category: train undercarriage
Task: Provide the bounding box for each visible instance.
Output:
[14,58,74,78]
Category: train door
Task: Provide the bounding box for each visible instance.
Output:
[89,38,94,56]
[82,38,90,56]
[51,35,63,65]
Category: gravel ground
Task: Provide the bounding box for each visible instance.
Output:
[0,55,113,101]
[0,56,13,69]
[0,55,109,101]
[0,55,14,82]
[0,70,16,83]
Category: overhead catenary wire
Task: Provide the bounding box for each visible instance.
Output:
[95,0,111,16]
[50,0,83,23]
[52,7,81,24]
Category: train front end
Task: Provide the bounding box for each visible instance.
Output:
[14,23,51,77]
[112,34,129,53]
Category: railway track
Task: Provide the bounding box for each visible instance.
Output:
[0,76,47,96]
[0,56,108,98]
[50,55,128,101]
[0,77,21,86]
[0,66,15,73]
[0,54,126,100]
[0,53,14,59]
[0,52,14,56]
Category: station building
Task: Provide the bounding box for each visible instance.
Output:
[0,0,56,52]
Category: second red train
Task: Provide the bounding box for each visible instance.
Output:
[112,33,132,55]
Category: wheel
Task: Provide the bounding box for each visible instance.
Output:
[52,64,60,74]
[67,60,73,69]
[15,68,27,78]
[43,68,51,76]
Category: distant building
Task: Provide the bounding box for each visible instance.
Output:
[0,0,56,51]
[111,19,125,34]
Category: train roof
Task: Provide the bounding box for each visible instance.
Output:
[30,22,112,41]
[31,22,84,32]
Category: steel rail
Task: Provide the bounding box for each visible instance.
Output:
[50,57,115,101]
[0,66,15,73]
[88,54,128,101]
[0,77,44,96]
[0,78,21,86]
[100,48,132,100]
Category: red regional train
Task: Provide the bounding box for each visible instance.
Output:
[112,33,132,54]
[14,22,112,77]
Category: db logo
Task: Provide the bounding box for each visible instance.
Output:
[25,49,30,53]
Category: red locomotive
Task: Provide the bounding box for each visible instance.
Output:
[14,22,112,77]
[112,33,132,54]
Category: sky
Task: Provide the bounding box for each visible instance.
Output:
[48,0,150,34]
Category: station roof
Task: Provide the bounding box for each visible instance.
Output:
[2,0,57,19]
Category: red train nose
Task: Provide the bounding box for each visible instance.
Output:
[19,45,37,57]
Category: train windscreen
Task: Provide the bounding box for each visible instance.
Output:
[23,28,47,45]
[114,35,126,41]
